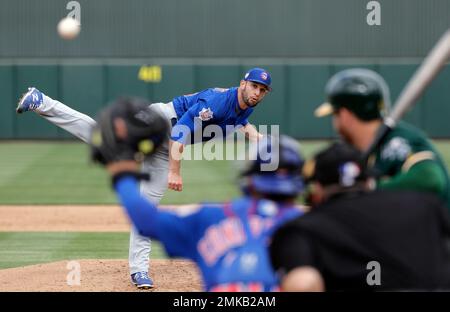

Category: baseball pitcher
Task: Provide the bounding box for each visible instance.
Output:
[16,68,272,289]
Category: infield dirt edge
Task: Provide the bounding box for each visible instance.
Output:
[0,259,202,292]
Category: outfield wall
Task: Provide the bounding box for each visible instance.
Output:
[1,62,450,139]
[1,0,450,58]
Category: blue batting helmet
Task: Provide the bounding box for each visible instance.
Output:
[240,135,304,197]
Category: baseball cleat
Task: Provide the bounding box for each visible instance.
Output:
[16,87,43,114]
[131,271,154,289]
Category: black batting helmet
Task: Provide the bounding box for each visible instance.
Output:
[315,68,391,121]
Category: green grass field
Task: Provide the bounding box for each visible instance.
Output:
[0,232,166,269]
[0,141,330,205]
[1,140,450,270]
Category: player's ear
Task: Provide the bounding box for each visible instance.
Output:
[239,80,246,89]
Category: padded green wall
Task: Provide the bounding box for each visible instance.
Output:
[0,66,14,138]
[2,63,450,139]
[15,66,59,139]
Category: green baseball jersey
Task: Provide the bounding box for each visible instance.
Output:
[371,121,450,210]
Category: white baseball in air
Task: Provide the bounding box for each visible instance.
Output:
[57,17,80,40]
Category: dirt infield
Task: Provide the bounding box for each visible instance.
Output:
[0,259,202,292]
[0,204,199,232]
[0,204,305,291]
[0,205,130,232]
[0,204,307,232]
[0,205,203,291]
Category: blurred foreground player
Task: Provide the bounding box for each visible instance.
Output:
[270,142,450,291]
[315,68,450,211]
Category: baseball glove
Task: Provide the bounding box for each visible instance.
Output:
[89,97,169,165]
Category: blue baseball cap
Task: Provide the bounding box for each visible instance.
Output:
[243,68,272,91]
[240,135,304,197]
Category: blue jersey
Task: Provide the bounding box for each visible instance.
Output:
[171,87,254,145]
[115,176,303,291]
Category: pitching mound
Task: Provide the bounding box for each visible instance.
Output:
[0,259,202,292]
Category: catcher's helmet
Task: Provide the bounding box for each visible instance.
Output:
[240,135,304,197]
[315,68,391,121]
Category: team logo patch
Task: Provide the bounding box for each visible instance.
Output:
[381,137,411,161]
[259,201,277,217]
[339,162,361,187]
[260,72,268,80]
[198,107,214,121]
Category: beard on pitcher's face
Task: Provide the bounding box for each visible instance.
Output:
[240,81,268,107]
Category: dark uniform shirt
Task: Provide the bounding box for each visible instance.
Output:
[270,190,450,291]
